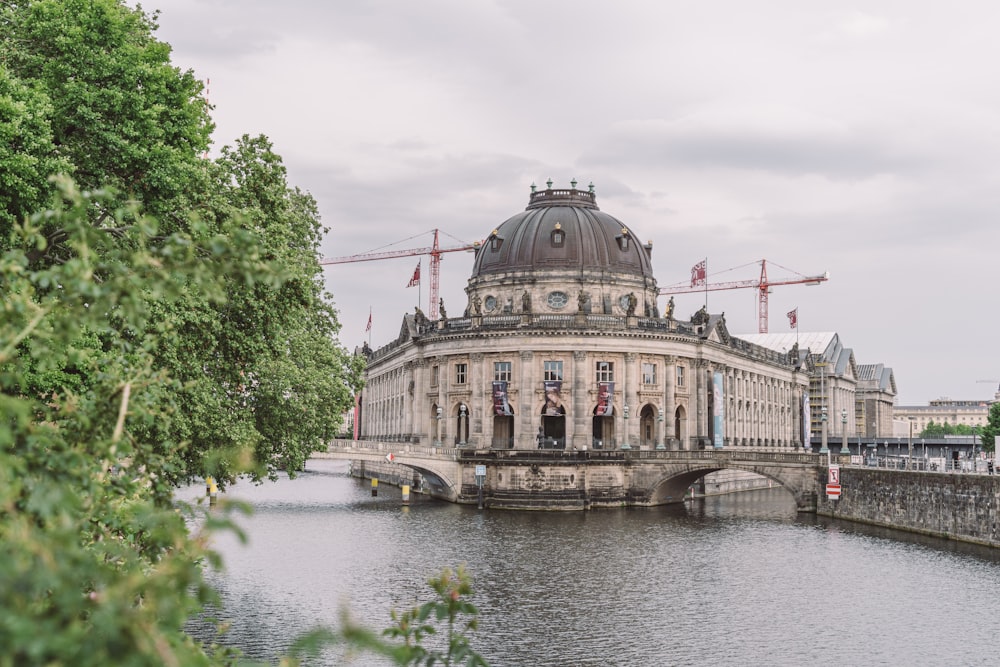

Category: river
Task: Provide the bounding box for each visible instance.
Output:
[182,458,1000,666]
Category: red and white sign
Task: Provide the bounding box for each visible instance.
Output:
[385,453,395,463]
[828,465,840,485]
[826,483,841,499]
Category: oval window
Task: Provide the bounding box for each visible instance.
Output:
[547,291,569,309]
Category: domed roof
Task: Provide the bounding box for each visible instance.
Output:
[470,184,655,279]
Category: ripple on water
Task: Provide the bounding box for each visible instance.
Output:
[184,460,1000,666]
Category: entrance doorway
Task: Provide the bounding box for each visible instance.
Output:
[493,413,514,448]
[592,409,615,449]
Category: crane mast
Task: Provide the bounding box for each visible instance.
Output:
[320,229,480,320]
[659,259,829,333]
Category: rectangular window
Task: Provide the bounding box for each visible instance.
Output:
[596,361,614,383]
[676,365,685,387]
[455,363,467,385]
[431,365,439,387]
[642,362,656,385]
[494,361,512,382]
[544,360,563,382]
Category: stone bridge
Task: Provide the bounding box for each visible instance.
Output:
[325,440,827,512]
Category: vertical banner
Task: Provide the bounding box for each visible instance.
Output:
[802,394,812,449]
[492,381,513,416]
[597,381,614,416]
[544,380,565,415]
[712,371,724,449]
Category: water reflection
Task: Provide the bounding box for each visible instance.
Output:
[185,458,1000,666]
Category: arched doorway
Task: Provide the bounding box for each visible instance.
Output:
[540,394,566,449]
[639,404,656,449]
[493,408,514,449]
[432,403,443,445]
[674,405,687,450]
[592,406,615,449]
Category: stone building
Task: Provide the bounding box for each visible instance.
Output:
[739,332,897,439]
[894,388,1000,435]
[358,183,811,451]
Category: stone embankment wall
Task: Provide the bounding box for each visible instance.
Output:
[819,468,1000,547]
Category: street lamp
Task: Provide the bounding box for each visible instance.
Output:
[458,404,467,446]
[972,426,979,472]
[820,406,829,460]
[621,404,631,450]
[907,417,915,471]
[656,408,666,450]
[841,408,848,459]
[818,361,828,456]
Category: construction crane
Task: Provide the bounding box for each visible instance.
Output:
[320,229,480,321]
[659,259,829,333]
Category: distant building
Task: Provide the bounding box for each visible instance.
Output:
[737,332,896,439]
[894,387,999,435]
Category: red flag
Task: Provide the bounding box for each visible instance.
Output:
[690,259,707,287]
[407,260,421,288]
[365,310,372,332]
[787,308,797,329]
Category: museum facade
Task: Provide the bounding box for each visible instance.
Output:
[358,183,812,452]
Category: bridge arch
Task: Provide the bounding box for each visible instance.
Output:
[642,461,818,512]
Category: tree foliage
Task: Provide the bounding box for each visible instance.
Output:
[1,0,363,484]
[0,183,256,665]
[918,420,976,438]
[340,566,490,667]
[0,0,368,662]
[981,404,1000,453]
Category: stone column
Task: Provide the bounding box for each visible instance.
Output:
[623,353,636,448]
[695,359,708,448]
[518,350,535,446]
[664,355,675,449]
[436,359,448,446]
[573,350,589,450]
[470,353,484,448]
[412,360,426,444]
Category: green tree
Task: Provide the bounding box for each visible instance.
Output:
[981,403,1000,453]
[0,182,257,665]
[0,65,71,241]
[1,0,362,484]
[0,0,212,229]
[919,421,974,438]
[137,135,365,483]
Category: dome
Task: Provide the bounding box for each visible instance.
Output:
[470,185,654,280]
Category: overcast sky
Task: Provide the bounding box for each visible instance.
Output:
[144,0,1000,405]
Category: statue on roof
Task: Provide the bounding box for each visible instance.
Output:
[626,292,637,317]
[414,305,428,327]
[666,296,675,320]
[692,305,710,326]
[438,298,447,320]
[522,290,532,313]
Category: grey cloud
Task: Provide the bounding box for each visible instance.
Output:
[580,113,929,180]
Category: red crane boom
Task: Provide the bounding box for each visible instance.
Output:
[659,259,829,333]
[320,229,480,320]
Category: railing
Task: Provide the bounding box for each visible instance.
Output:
[328,440,823,465]
[849,455,997,474]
